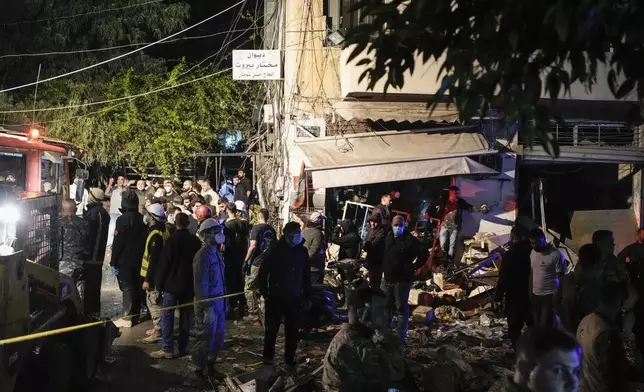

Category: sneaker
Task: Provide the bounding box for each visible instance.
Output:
[112,318,133,328]
[142,331,161,343]
[149,350,174,359]
[145,327,157,336]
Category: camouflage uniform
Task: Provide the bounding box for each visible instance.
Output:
[58,216,90,299]
[322,323,389,392]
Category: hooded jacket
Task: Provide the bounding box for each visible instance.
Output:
[365,214,390,268]
[495,240,532,307]
[258,237,312,303]
[83,202,110,263]
[333,219,362,260]
[155,228,202,294]
[193,243,227,313]
[111,193,147,270]
[382,230,428,282]
[303,224,326,273]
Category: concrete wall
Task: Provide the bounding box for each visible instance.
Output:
[456,153,518,246]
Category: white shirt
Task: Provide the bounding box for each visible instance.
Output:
[69,183,88,216]
[202,189,219,205]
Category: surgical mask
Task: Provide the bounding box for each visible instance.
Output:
[287,234,302,247]
[215,232,226,244]
[164,186,172,193]
[143,215,149,224]
[393,226,404,236]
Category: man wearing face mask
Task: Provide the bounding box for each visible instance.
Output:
[163,179,177,199]
[192,218,228,379]
[506,327,581,392]
[258,222,311,370]
[140,203,170,343]
[382,215,428,342]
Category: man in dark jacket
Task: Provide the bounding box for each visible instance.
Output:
[436,186,473,263]
[83,187,110,316]
[365,214,390,290]
[223,203,250,319]
[111,190,147,328]
[303,211,327,284]
[141,203,169,343]
[618,228,644,364]
[382,215,428,342]
[372,194,393,226]
[495,227,534,349]
[259,221,312,368]
[333,219,361,260]
[150,213,202,359]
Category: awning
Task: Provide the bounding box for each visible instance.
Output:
[298,130,496,188]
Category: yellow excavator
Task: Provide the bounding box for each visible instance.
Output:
[0,129,115,391]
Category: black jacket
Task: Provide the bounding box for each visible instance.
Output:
[83,202,110,263]
[154,228,202,294]
[111,197,147,270]
[303,225,326,273]
[144,221,167,285]
[365,215,390,268]
[495,240,532,306]
[372,204,392,226]
[258,238,312,303]
[333,219,362,260]
[382,230,427,282]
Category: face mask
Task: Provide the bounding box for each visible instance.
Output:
[143,215,149,224]
[164,186,172,193]
[215,233,226,244]
[393,226,404,236]
[287,234,302,247]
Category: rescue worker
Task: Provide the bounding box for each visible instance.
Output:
[364,214,389,290]
[323,285,389,392]
[495,227,534,349]
[259,221,311,370]
[529,228,567,328]
[554,244,603,335]
[111,190,147,328]
[243,208,275,322]
[618,228,644,370]
[506,328,581,392]
[194,204,212,226]
[333,219,362,260]
[150,212,202,359]
[83,187,110,316]
[382,215,428,341]
[577,282,630,391]
[58,198,90,299]
[192,218,227,379]
[141,203,169,343]
[223,203,250,319]
[303,211,327,285]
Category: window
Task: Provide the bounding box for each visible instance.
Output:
[0,152,26,191]
[41,154,62,194]
[324,0,374,36]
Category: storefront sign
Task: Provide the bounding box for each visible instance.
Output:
[232,50,281,80]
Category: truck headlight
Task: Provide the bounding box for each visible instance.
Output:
[0,204,20,224]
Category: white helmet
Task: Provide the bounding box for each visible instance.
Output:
[199,218,225,244]
[199,218,221,232]
[145,203,165,220]
[234,200,247,212]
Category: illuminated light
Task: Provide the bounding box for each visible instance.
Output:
[0,205,20,224]
[29,128,40,139]
[0,245,14,256]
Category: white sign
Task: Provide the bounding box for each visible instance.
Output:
[232,50,281,80]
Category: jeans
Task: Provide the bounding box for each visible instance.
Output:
[531,293,555,328]
[160,292,192,354]
[244,265,262,316]
[439,226,459,260]
[263,299,300,366]
[192,305,226,371]
[117,267,142,320]
[147,290,162,331]
[382,279,411,342]
[107,212,121,247]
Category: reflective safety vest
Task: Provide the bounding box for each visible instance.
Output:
[140,228,170,278]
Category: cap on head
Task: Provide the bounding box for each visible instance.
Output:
[88,188,105,203]
[199,218,222,233]
[309,211,326,223]
[234,200,247,212]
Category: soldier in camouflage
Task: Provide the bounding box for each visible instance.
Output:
[322,284,391,392]
[58,199,91,299]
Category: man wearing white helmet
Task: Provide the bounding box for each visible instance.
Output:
[192,218,227,379]
[140,203,170,343]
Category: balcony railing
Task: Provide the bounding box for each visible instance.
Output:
[532,123,642,148]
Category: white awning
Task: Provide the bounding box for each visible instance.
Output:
[297,130,496,188]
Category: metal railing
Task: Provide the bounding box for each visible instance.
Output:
[547,123,642,148]
[17,195,62,271]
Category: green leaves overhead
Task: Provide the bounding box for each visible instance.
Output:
[344,0,644,156]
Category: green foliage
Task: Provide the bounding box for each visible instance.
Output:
[2,63,258,176]
[345,0,644,156]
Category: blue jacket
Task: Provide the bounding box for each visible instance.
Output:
[219,181,235,203]
[193,244,226,313]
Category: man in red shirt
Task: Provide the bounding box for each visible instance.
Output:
[438,186,473,264]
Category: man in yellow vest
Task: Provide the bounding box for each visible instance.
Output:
[141,203,169,343]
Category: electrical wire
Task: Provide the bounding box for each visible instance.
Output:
[0,29,253,59]
[0,67,233,114]
[1,0,163,26]
[0,0,245,94]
